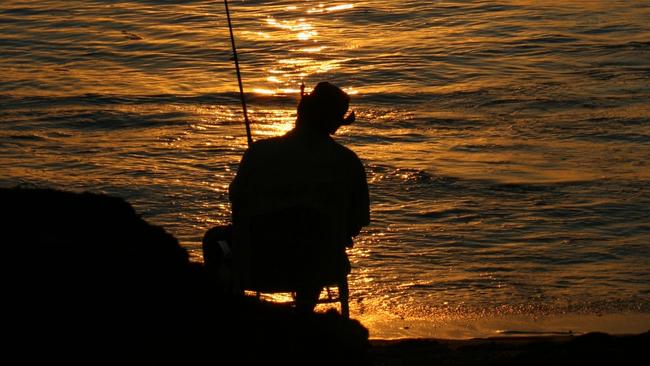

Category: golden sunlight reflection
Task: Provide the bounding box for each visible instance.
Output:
[250,3,357,99]
[245,290,295,304]
[275,57,350,78]
[247,108,295,137]
[307,4,355,14]
[265,17,317,41]
[246,289,347,315]
[254,31,271,39]
[252,88,275,95]
[252,87,302,95]
[291,46,327,53]
[343,87,359,95]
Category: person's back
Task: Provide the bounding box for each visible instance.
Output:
[229,82,370,312]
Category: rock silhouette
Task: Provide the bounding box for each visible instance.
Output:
[2,187,369,364]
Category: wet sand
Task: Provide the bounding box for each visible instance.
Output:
[357,312,650,340]
[369,332,648,365]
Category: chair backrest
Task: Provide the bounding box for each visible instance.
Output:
[246,205,340,292]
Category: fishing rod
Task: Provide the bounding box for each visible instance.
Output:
[224,0,253,146]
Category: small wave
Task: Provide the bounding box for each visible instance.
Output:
[368,164,455,185]
[487,181,589,193]
[497,330,575,336]
[0,92,279,109]
[575,132,650,144]
[578,24,638,36]
[587,116,650,126]
[120,30,143,41]
[602,40,650,51]
[417,208,475,219]
[464,2,520,14]
[450,143,538,153]
[5,134,48,141]
[47,110,190,131]
[522,34,580,44]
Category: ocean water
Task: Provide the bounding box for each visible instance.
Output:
[2,0,650,338]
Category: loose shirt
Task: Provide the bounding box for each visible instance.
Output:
[229,128,370,289]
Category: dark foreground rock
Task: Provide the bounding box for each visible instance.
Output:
[2,187,369,364]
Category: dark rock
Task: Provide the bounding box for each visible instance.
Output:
[2,187,369,364]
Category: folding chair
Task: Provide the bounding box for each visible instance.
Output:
[202,213,350,318]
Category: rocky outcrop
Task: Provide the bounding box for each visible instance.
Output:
[2,187,369,364]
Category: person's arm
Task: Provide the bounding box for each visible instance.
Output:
[229,148,253,226]
[347,157,370,240]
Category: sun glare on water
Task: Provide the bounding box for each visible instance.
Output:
[241,3,357,100]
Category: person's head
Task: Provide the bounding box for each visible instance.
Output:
[296,82,355,135]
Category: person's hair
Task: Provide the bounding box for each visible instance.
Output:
[297,82,350,135]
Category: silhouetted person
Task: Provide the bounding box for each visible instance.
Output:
[229,81,370,313]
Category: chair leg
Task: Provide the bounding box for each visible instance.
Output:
[339,276,349,319]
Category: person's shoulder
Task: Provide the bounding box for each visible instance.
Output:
[330,138,360,159]
[247,135,286,153]
[254,135,285,147]
[328,139,365,170]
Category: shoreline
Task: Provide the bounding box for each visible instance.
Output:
[262,285,650,340]
[361,312,650,340]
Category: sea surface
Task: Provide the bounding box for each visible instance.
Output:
[2,0,650,338]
